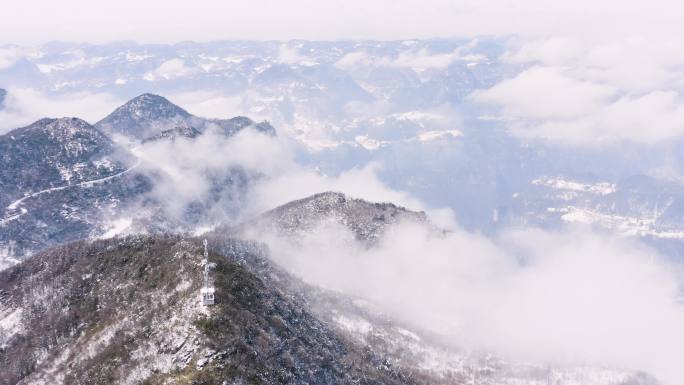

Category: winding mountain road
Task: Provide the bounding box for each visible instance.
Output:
[0,160,141,226]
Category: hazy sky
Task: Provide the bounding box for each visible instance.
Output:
[1,0,681,44]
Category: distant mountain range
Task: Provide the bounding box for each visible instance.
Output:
[2,40,684,252]
[0,86,665,381]
[0,39,678,384]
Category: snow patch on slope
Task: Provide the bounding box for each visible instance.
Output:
[98,218,134,239]
[557,206,684,239]
[414,129,462,142]
[0,307,23,348]
[533,177,616,195]
[355,135,388,150]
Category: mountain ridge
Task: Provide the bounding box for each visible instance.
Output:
[0,235,415,385]
[243,191,430,244]
[0,117,126,206]
[0,209,657,385]
[95,93,194,140]
[96,93,276,141]
[0,95,279,268]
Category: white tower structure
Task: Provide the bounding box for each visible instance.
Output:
[200,239,215,306]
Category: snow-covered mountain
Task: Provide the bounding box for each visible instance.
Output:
[0,117,126,206]
[243,191,429,244]
[1,194,658,385]
[0,236,412,385]
[0,117,144,266]
[96,93,275,141]
[0,39,682,384]
[4,40,680,241]
[0,39,511,144]
[0,94,274,267]
[2,39,684,257]
[95,93,195,140]
[232,193,660,385]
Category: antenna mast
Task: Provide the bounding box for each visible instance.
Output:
[200,239,215,306]
[203,239,209,288]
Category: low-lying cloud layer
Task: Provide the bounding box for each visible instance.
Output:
[261,219,684,384]
[129,127,452,228]
[472,37,684,146]
[0,88,123,133]
[335,48,466,71]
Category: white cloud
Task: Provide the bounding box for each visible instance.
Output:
[336,48,460,71]
[472,62,684,145]
[506,37,586,66]
[132,127,454,226]
[380,48,460,70]
[144,58,196,81]
[472,67,617,120]
[248,162,427,213]
[167,90,249,119]
[581,39,684,92]
[0,88,123,133]
[32,49,107,74]
[277,44,316,66]
[527,91,684,145]
[260,219,684,384]
[508,37,684,92]
[132,128,293,219]
[334,51,372,70]
[0,47,25,69]
[0,46,44,69]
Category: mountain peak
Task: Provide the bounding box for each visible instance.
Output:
[125,93,189,113]
[95,93,193,140]
[95,93,277,141]
[250,191,428,243]
[2,117,114,161]
[0,116,122,220]
[18,117,102,139]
